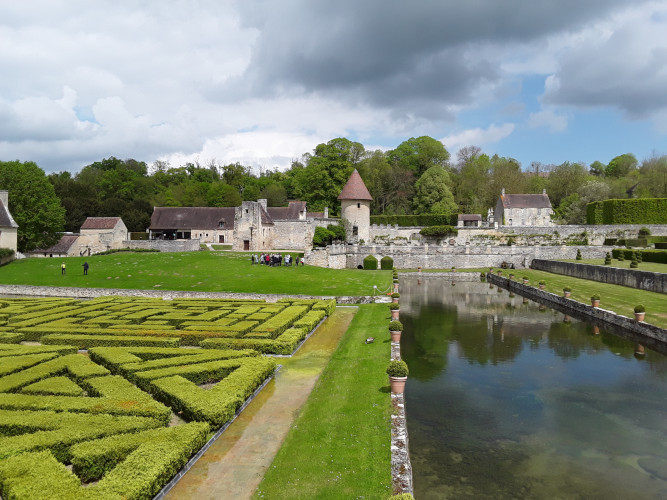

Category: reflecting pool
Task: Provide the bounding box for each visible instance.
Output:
[401,278,667,500]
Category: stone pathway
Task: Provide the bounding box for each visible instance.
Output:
[164,307,357,500]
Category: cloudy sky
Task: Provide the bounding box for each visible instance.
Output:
[1,0,666,174]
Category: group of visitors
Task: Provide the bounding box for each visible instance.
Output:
[251,253,304,266]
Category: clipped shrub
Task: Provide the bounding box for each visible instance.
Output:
[587,198,667,224]
[391,292,400,299]
[576,249,582,260]
[419,225,458,238]
[630,260,638,268]
[603,238,618,246]
[370,214,457,227]
[638,227,652,237]
[389,303,400,310]
[591,294,600,301]
[363,255,378,270]
[388,320,403,332]
[655,242,667,249]
[380,256,394,270]
[625,238,648,248]
[563,287,571,292]
[634,304,645,313]
[386,360,409,377]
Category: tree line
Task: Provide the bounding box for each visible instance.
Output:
[1,137,665,252]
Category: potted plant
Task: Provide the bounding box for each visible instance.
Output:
[522,276,529,284]
[387,359,409,393]
[497,270,503,276]
[634,304,645,322]
[591,294,601,307]
[391,292,400,303]
[563,286,571,298]
[417,266,422,273]
[388,320,403,342]
[389,302,400,320]
[509,273,515,280]
[480,272,486,282]
[451,266,456,273]
[538,280,546,290]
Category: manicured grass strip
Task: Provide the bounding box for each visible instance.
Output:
[0,251,391,296]
[502,270,667,328]
[559,258,667,274]
[255,304,392,500]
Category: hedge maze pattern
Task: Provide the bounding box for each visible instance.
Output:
[0,296,335,499]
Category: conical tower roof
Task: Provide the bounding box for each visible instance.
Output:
[338,169,373,201]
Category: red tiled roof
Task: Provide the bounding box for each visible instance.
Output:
[0,200,18,228]
[149,207,236,230]
[500,194,552,209]
[338,169,373,201]
[80,217,122,230]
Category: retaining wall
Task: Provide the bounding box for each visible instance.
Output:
[531,259,667,294]
[123,239,201,252]
[487,273,667,345]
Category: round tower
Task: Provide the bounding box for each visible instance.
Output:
[338,169,373,244]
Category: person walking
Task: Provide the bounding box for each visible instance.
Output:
[61,262,66,275]
[83,261,89,275]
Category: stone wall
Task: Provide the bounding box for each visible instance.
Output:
[123,239,201,253]
[531,259,666,294]
[487,273,667,345]
[305,243,608,269]
[0,227,17,253]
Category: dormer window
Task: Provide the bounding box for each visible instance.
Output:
[219,221,224,228]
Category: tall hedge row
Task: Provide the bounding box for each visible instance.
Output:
[370,214,457,227]
[586,198,667,224]
[611,249,667,263]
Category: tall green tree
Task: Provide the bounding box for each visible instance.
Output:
[388,136,450,176]
[413,166,458,214]
[546,161,589,207]
[605,153,637,178]
[0,160,65,252]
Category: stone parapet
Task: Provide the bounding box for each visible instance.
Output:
[123,239,201,252]
[531,259,667,294]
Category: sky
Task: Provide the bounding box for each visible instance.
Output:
[1,0,666,174]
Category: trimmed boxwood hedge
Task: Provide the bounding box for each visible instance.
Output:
[587,198,667,224]
[363,255,378,270]
[419,225,458,237]
[611,248,667,264]
[380,256,394,270]
[370,214,458,227]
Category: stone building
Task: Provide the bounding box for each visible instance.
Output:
[338,169,372,244]
[148,207,235,243]
[495,189,554,227]
[0,190,18,253]
[28,217,128,258]
[148,200,333,251]
[457,214,482,228]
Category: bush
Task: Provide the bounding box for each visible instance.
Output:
[634,304,645,313]
[370,214,457,227]
[419,225,458,238]
[389,303,400,310]
[630,260,638,268]
[386,360,409,377]
[563,287,571,292]
[655,242,667,249]
[591,294,600,301]
[576,249,582,260]
[0,248,15,259]
[638,227,652,236]
[538,280,546,286]
[363,255,378,270]
[380,256,394,270]
[625,238,648,248]
[388,320,403,332]
[603,238,618,246]
[587,198,667,224]
[391,292,400,298]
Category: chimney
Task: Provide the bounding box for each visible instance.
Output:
[258,199,268,210]
[324,207,328,218]
[0,190,7,207]
[501,188,505,196]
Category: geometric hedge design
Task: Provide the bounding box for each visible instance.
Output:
[0,295,338,499]
[0,296,335,354]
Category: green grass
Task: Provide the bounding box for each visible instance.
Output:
[255,304,392,499]
[211,244,233,250]
[560,258,667,273]
[0,252,390,296]
[503,270,667,328]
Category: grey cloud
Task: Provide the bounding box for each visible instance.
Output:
[224,0,642,111]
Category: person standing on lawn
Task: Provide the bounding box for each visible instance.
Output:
[83,261,89,275]
[61,262,66,275]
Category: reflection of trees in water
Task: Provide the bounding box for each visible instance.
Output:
[451,321,524,366]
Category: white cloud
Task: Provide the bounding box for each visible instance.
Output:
[441,123,515,152]
[527,109,568,132]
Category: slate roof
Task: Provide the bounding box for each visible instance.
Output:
[37,235,79,254]
[458,214,482,221]
[338,169,373,201]
[267,201,306,220]
[500,194,552,209]
[0,200,18,228]
[149,207,236,230]
[80,217,122,230]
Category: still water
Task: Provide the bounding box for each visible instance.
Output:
[401,278,667,500]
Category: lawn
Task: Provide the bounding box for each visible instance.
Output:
[255,304,393,499]
[559,258,667,274]
[497,269,667,328]
[0,252,390,296]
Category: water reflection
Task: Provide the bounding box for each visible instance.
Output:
[401,278,667,500]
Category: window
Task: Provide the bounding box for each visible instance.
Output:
[353,226,358,236]
[245,209,248,214]
[357,203,361,209]
[219,222,224,228]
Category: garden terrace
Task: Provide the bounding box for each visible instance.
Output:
[0,296,336,355]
